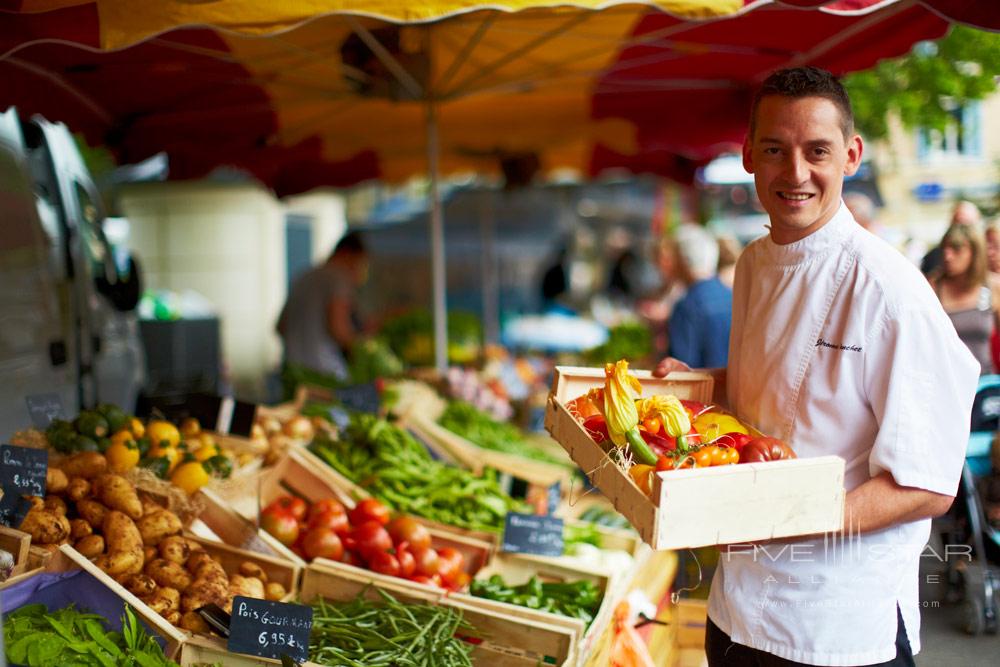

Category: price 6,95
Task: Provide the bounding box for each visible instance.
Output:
[258,631,296,649]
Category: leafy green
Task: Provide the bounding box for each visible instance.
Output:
[583,322,652,366]
[470,574,603,626]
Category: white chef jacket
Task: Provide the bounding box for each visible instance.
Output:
[708,203,980,666]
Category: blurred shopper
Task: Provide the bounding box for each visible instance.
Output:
[667,224,732,368]
[985,219,1000,372]
[637,236,686,357]
[929,224,996,375]
[276,231,369,381]
[715,234,741,289]
[539,239,572,313]
[654,66,978,667]
[921,200,983,276]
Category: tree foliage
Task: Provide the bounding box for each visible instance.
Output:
[843,26,1000,140]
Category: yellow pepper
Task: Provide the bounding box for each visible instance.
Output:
[693,411,748,442]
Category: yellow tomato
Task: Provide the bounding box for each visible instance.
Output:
[628,464,655,495]
[129,417,145,439]
[106,439,140,473]
[148,445,181,472]
[146,420,181,448]
[692,412,748,443]
[171,461,210,494]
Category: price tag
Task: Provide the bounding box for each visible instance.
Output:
[333,382,380,414]
[327,406,350,430]
[227,596,312,662]
[0,445,48,497]
[0,494,33,528]
[501,511,564,557]
[25,393,65,429]
[546,481,561,516]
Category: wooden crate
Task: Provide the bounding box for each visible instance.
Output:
[458,551,616,665]
[675,598,708,650]
[0,525,31,579]
[300,562,579,666]
[184,534,300,605]
[545,366,846,550]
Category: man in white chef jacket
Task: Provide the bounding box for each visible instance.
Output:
[655,67,979,666]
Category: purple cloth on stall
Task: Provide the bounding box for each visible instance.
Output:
[0,569,167,648]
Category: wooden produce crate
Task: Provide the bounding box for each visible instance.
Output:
[545,366,846,550]
[457,552,615,666]
[257,448,495,581]
[300,561,579,666]
[184,534,300,605]
[0,525,31,580]
[0,544,187,657]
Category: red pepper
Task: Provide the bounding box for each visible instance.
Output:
[583,415,609,443]
[640,429,677,456]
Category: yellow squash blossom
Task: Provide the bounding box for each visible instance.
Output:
[637,395,691,437]
[598,360,659,466]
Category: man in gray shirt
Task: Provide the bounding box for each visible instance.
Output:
[277,231,368,380]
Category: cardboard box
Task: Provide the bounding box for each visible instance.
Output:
[545,366,845,550]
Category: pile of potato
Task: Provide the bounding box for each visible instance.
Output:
[252,412,334,465]
[18,450,285,633]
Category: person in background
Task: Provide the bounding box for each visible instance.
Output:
[715,234,741,289]
[929,223,997,375]
[667,224,732,368]
[921,199,983,276]
[984,219,1000,371]
[637,236,686,358]
[655,66,978,666]
[276,231,369,382]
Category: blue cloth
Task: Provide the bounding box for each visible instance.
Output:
[668,277,732,368]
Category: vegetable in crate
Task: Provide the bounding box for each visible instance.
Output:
[591,360,661,466]
[439,400,567,465]
[470,574,603,627]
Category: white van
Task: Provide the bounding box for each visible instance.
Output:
[0,107,144,440]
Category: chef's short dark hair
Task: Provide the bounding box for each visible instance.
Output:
[331,230,366,258]
[749,66,854,140]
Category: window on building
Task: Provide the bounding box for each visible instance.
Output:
[917,102,982,161]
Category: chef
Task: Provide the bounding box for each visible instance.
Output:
[655,66,979,666]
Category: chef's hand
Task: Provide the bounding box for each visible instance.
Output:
[652,357,691,377]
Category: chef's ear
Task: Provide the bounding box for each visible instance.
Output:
[844,134,863,177]
[742,139,754,174]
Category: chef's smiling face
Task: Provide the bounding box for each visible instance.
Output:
[744,95,863,245]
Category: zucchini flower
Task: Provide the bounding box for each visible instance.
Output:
[601,360,658,465]
[638,395,691,437]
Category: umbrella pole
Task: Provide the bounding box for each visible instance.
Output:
[427,100,448,375]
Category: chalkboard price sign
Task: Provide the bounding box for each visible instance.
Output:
[501,511,564,557]
[227,596,312,662]
[25,393,65,429]
[333,383,380,414]
[0,445,48,497]
[0,494,33,528]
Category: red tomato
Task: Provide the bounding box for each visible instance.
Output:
[264,495,308,521]
[412,546,441,577]
[367,551,401,577]
[655,455,673,472]
[340,550,362,567]
[447,570,471,591]
[351,521,393,560]
[309,510,350,535]
[396,542,417,577]
[302,528,344,561]
[436,547,465,584]
[409,574,443,588]
[719,432,752,452]
[308,498,347,522]
[349,498,391,527]
[386,516,432,551]
[260,509,300,547]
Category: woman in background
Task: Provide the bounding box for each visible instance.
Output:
[930,224,996,374]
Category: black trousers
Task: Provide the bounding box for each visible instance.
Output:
[705,606,915,667]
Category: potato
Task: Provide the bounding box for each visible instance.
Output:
[125,573,157,598]
[93,510,143,577]
[144,558,192,590]
[74,534,105,558]
[229,574,265,600]
[76,499,108,527]
[136,506,182,546]
[46,467,69,494]
[69,518,92,540]
[264,581,286,601]
[61,451,107,479]
[20,508,71,544]
[238,561,267,582]
[157,535,191,564]
[65,477,91,502]
[146,586,181,615]
[92,474,143,520]
[27,496,44,510]
[186,551,217,575]
[180,610,210,633]
[43,495,68,516]
[181,578,229,613]
[164,610,181,626]
[143,545,158,562]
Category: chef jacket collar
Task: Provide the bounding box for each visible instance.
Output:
[761,202,854,267]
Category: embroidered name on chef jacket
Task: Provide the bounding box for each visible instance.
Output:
[815,338,862,352]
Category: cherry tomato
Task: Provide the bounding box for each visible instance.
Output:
[396,542,417,577]
[411,546,441,577]
[302,527,344,561]
[351,521,393,560]
[368,551,401,577]
[641,417,661,434]
[349,498,391,527]
[446,570,471,592]
[655,455,673,472]
[711,446,731,466]
[677,457,695,469]
[693,447,715,468]
[340,549,362,567]
[308,498,347,522]
[436,547,465,585]
[410,574,443,588]
[308,510,349,535]
[724,447,740,465]
[386,516,432,551]
[260,509,300,547]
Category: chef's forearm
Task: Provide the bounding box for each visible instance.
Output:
[841,471,954,534]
